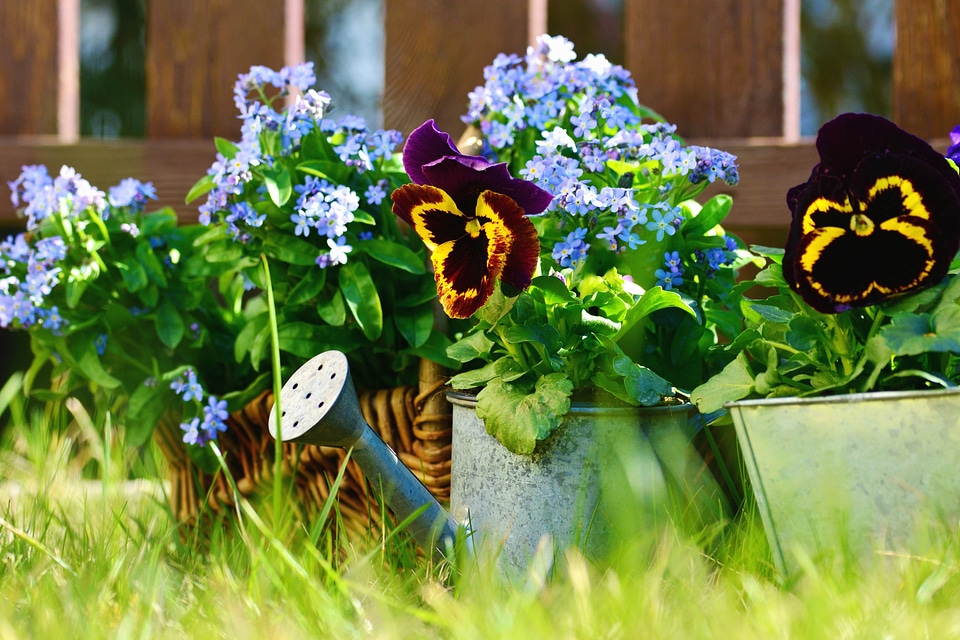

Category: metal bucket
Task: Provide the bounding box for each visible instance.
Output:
[729,388,960,576]
[447,393,709,573]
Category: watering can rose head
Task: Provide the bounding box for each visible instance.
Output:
[784,112,960,313]
[391,119,553,319]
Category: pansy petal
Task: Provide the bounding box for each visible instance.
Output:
[391,184,469,250]
[785,142,960,313]
[431,231,504,319]
[401,119,463,185]
[475,190,539,290]
[422,157,554,216]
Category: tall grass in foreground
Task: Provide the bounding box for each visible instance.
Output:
[3,379,960,638]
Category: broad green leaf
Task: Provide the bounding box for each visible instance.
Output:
[613,356,673,406]
[579,309,620,336]
[681,193,732,237]
[448,361,498,390]
[353,210,376,225]
[155,301,185,349]
[361,239,426,274]
[118,256,148,293]
[136,242,168,287]
[137,283,159,308]
[297,160,348,183]
[339,261,383,341]
[477,283,517,325]
[234,313,268,363]
[615,286,694,340]
[185,174,215,205]
[76,340,121,389]
[214,136,240,159]
[475,373,573,455]
[877,307,960,355]
[493,356,528,382]
[317,289,346,326]
[287,268,327,305]
[262,234,320,266]
[786,315,820,351]
[125,382,166,447]
[394,302,434,348]
[503,321,562,354]
[447,330,495,363]
[406,332,458,370]
[141,208,178,236]
[66,264,97,308]
[263,167,293,207]
[690,353,755,413]
[747,302,794,325]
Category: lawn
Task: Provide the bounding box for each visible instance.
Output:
[2,372,960,639]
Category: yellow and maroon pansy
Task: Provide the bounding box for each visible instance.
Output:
[392,120,552,319]
[783,113,960,313]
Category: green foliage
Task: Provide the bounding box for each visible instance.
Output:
[692,248,960,413]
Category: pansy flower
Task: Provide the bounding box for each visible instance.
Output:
[783,113,960,313]
[391,119,553,319]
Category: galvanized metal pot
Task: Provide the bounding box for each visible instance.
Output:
[729,388,960,576]
[447,392,716,573]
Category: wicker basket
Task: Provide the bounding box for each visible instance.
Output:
[154,359,452,535]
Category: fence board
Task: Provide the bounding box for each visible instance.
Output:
[383,0,538,136]
[145,0,293,139]
[893,0,960,139]
[624,0,790,138]
[0,140,214,228]
[0,2,63,136]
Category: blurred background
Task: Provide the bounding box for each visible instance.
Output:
[77,0,892,137]
[1,0,895,382]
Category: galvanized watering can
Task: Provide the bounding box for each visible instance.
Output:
[267,350,464,560]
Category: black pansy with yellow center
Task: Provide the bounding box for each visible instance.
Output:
[692,113,960,414]
[784,112,960,313]
[391,119,552,319]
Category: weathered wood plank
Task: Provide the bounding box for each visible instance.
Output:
[383,0,537,136]
[0,137,817,233]
[624,0,790,138]
[0,138,215,227]
[893,0,960,139]
[144,0,293,139]
[0,2,63,136]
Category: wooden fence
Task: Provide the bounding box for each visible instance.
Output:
[1,0,958,249]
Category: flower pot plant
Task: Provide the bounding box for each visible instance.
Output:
[691,112,960,575]
[390,36,747,567]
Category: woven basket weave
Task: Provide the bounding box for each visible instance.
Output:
[154,359,451,535]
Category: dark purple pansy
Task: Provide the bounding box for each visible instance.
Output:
[391,120,553,319]
[783,113,960,313]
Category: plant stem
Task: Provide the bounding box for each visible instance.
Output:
[262,254,285,529]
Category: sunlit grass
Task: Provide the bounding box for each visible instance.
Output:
[3,381,960,638]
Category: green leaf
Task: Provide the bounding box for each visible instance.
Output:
[747,302,794,325]
[681,193,732,237]
[141,208,178,236]
[613,356,674,406]
[185,174,215,205]
[118,256,148,293]
[125,383,166,447]
[475,373,573,455]
[877,307,960,355]
[297,160,348,183]
[136,242,168,287]
[690,353,755,413]
[753,263,787,288]
[394,303,434,348]
[287,268,327,305]
[262,234,320,266]
[786,315,820,351]
[155,301,185,349]
[234,313,268,363]
[214,136,240,159]
[360,239,426,274]
[448,362,498,390]
[493,356,528,382]
[406,332,459,370]
[503,321,562,354]
[317,289,347,326]
[477,283,517,325]
[615,286,694,339]
[263,167,293,207]
[339,261,383,341]
[76,340,121,389]
[447,330,495,363]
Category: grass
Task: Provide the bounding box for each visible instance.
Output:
[3,386,960,638]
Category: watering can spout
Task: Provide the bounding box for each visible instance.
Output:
[268,350,465,560]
